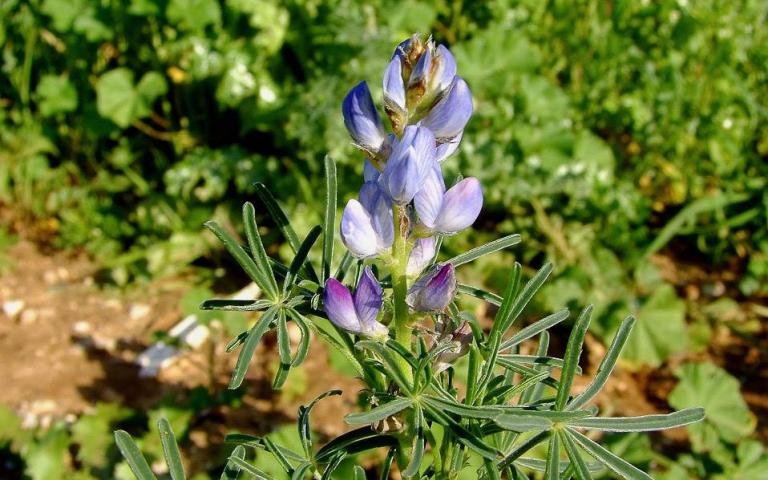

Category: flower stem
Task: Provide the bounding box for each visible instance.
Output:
[391,204,411,350]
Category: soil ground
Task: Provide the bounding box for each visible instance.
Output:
[0,233,765,475]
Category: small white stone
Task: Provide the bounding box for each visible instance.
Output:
[73,321,92,334]
[129,303,152,321]
[3,299,25,318]
[20,309,38,324]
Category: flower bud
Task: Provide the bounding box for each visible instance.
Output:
[323,267,388,339]
[342,81,390,161]
[406,263,457,312]
[420,77,473,142]
[379,125,436,204]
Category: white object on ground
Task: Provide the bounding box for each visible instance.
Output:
[136,283,261,377]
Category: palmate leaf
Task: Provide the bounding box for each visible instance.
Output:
[421,394,504,420]
[402,404,425,477]
[243,202,279,298]
[421,402,499,460]
[226,455,271,480]
[558,430,593,480]
[500,309,569,351]
[568,408,705,432]
[283,225,322,296]
[200,299,272,311]
[544,434,559,480]
[498,431,550,470]
[298,390,342,457]
[497,262,554,335]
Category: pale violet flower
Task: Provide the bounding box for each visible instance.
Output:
[414,166,483,235]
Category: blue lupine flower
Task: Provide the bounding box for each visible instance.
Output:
[340,181,393,258]
[379,125,436,204]
[414,165,483,235]
[421,77,473,142]
[407,236,437,276]
[323,267,388,338]
[406,263,457,312]
[342,81,389,159]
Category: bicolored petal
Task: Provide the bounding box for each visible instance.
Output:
[324,279,362,333]
[340,199,379,258]
[381,125,436,204]
[342,82,388,153]
[408,45,432,89]
[406,263,457,312]
[353,266,384,327]
[433,177,483,234]
[421,77,473,141]
[407,237,437,276]
[414,165,445,229]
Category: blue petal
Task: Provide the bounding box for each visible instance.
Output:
[421,77,473,141]
[340,199,380,258]
[383,57,406,113]
[434,177,483,234]
[358,182,393,250]
[342,81,387,153]
[432,45,457,93]
[324,279,361,333]
[381,125,436,204]
[406,263,456,312]
[414,165,445,229]
[435,132,462,163]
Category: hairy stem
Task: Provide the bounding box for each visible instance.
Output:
[392,204,411,349]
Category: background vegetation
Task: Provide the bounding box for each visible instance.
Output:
[0,0,766,478]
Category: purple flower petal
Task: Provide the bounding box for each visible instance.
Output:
[421,77,473,141]
[340,199,379,258]
[406,263,456,312]
[342,82,388,154]
[381,125,436,204]
[358,182,393,250]
[414,165,445,229]
[353,266,383,327]
[324,278,362,333]
[434,177,483,234]
[407,237,437,276]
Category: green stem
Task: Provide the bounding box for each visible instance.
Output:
[391,204,411,350]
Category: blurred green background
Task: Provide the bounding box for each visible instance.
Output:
[0,0,766,478]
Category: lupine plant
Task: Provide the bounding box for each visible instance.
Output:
[115,35,704,480]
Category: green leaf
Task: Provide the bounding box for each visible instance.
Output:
[36,75,78,116]
[494,408,591,431]
[568,429,652,480]
[284,225,322,295]
[447,234,521,267]
[568,408,705,432]
[298,390,342,457]
[200,299,272,311]
[96,69,146,128]
[669,362,755,446]
[559,430,593,480]
[567,315,635,411]
[166,0,221,30]
[114,430,157,480]
[277,309,292,367]
[229,307,277,389]
[204,220,273,297]
[520,332,551,405]
[499,262,554,334]
[402,404,425,478]
[322,155,337,281]
[220,445,246,480]
[226,456,270,480]
[242,202,279,297]
[498,431,550,470]
[622,285,687,368]
[457,283,503,306]
[158,418,186,480]
[500,309,569,350]
[421,402,499,460]
[422,395,503,420]
[137,72,168,102]
[497,354,571,370]
[315,427,396,462]
[544,434,559,480]
[344,397,412,425]
[555,305,592,410]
